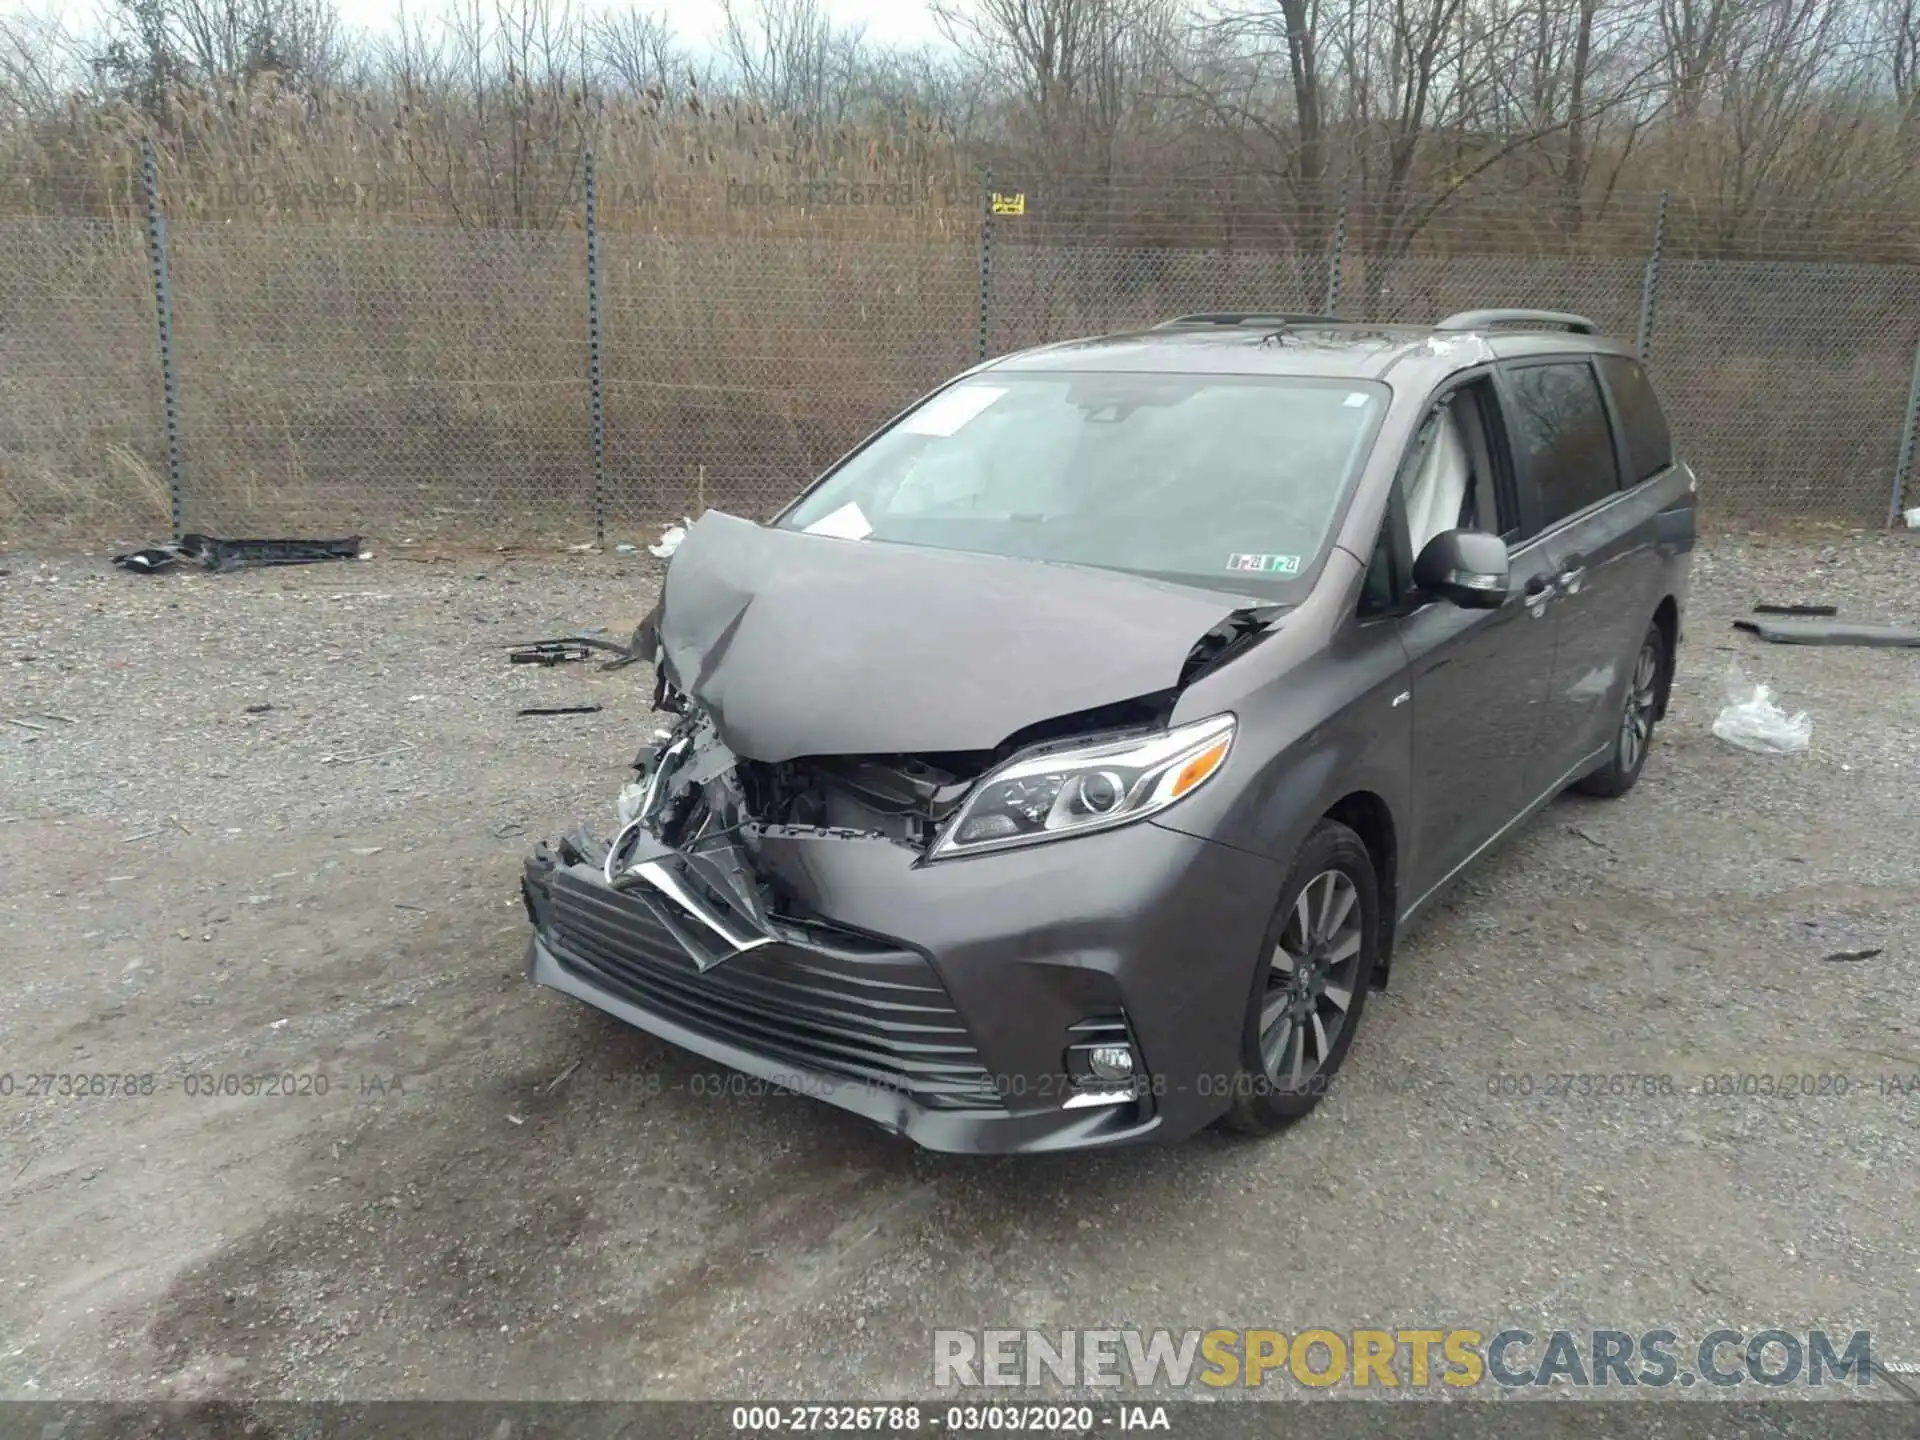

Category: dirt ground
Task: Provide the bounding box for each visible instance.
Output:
[2,532,1918,1404]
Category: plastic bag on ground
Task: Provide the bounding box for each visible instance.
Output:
[1712,662,1811,754]
[648,517,693,559]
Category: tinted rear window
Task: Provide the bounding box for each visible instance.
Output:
[1506,360,1620,525]
[1597,355,1674,483]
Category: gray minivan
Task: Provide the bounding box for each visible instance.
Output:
[521,309,1695,1154]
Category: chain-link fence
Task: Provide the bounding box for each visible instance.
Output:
[4,163,1919,546]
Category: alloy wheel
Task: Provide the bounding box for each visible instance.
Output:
[1620,639,1659,772]
[1258,868,1363,1090]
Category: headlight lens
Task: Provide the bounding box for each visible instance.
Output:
[929,714,1235,859]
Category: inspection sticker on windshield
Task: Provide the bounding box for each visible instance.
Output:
[803,502,874,540]
[1227,553,1301,575]
[901,385,1007,437]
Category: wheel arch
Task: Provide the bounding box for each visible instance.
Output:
[1321,789,1399,989]
[1651,596,1679,719]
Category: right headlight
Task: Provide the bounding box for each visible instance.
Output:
[928,713,1235,860]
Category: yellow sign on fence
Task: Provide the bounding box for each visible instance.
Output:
[989,192,1027,216]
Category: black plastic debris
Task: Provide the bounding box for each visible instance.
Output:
[517,704,603,717]
[1752,603,1838,617]
[510,641,594,666]
[113,547,183,573]
[113,534,363,575]
[1733,616,1920,647]
[510,635,640,671]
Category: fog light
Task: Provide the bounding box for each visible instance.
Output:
[1087,1044,1135,1081]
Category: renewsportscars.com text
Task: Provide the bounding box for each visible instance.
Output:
[933,1327,1879,1390]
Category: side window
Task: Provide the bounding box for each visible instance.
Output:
[1505,360,1620,526]
[1361,377,1517,618]
[1399,381,1517,552]
[1597,355,1673,484]
[1358,522,1396,618]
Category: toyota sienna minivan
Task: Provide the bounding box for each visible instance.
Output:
[520,309,1695,1153]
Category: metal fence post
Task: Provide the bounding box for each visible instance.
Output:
[585,148,607,548]
[1636,190,1670,364]
[1323,189,1348,314]
[1890,340,1920,528]
[140,136,185,540]
[977,164,994,364]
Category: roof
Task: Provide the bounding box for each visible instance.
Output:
[986,316,1636,389]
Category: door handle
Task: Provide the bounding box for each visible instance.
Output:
[1556,555,1588,594]
[1523,575,1556,618]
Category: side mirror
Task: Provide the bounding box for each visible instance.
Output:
[1412,529,1510,610]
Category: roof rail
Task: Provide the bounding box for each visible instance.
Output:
[1436,309,1598,334]
[1155,312,1350,329]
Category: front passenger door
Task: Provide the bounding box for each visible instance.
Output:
[1395,379,1562,909]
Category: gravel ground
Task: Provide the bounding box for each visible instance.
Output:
[1,532,1917,1405]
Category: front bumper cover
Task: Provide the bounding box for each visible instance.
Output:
[522,816,1283,1155]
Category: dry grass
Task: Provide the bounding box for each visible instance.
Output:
[5,77,976,242]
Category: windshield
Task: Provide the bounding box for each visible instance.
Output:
[777,371,1388,592]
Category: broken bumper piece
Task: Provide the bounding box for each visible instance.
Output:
[522,812,1285,1155]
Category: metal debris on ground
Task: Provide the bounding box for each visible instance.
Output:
[1733,615,1920,648]
[112,534,366,574]
[509,635,640,670]
[1711,663,1812,755]
[517,704,603,717]
[510,641,594,666]
[1822,947,1883,963]
[320,742,417,765]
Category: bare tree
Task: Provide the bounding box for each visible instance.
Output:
[589,8,683,97]
[717,0,869,134]
[90,0,347,108]
[2,9,87,117]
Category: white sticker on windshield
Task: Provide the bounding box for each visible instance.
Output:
[802,501,874,540]
[900,385,1007,437]
[1227,553,1302,575]
[1343,391,1370,407]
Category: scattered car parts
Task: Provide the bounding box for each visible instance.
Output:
[111,534,366,574]
[510,636,643,671]
[1734,615,1920,647]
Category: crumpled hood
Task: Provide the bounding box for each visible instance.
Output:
[650,511,1263,762]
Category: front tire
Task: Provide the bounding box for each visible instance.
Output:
[1574,621,1665,798]
[1217,819,1381,1134]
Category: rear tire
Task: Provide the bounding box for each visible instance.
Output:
[1574,622,1665,799]
[1217,819,1380,1134]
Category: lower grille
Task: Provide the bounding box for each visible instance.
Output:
[542,868,1002,1110]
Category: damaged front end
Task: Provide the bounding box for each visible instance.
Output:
[521,510,1292,1149]
[608,683,987,920]
[520,686,1023,1120]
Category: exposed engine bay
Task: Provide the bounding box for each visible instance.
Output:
[627,678,1184,858]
